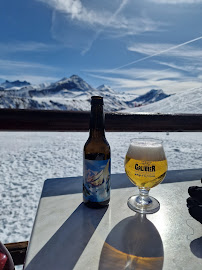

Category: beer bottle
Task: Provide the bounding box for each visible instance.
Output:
[0,241,15,270]
[83,96,111,208]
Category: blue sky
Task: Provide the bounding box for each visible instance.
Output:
[0,0,201,94]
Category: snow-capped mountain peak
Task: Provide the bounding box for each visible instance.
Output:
[1,74,200,113]
[121,87,202,114]
[46,74,94,93]
[1,80,31,89]
[70,74,82,80]
[97,84,115,94]
[56,77,68,83]
[133,89,170,105]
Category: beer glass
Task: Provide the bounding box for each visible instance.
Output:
[125,138,167,214]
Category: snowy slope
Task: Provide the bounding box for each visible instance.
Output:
[121,87,202,114]
[1,75,201,113]
[0,75,136,112]
[0,77,202,250]
[97,84,116,94]
[1,80,30,89]
[0,131,202,246]
[132,89,170,105]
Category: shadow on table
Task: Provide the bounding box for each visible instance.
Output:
[190,236,202,258]
[99,214,164,270]
[41,168,202,198]
[25,203,108,270]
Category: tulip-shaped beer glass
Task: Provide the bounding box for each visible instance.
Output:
[125,138,168,214]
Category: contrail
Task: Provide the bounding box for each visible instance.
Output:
[113,35,202,70]
[82,0,128,55]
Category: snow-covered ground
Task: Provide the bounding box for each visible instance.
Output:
[121,87,202,113]
[0,131,201,246]
[1,77,202,270]
[1,76,202,113]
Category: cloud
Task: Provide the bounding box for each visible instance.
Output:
[154,61,202,73]
[84,35,202,94]
[87,67,181,80]
[0,42,56,54]
[38,0,116,26]
[127,41,202,59]
[87,66,202,94]
[0,74,58,84]
[81,0,129,55]
[125,39,202,77]
[109,36,202,71]
[0,59,61,84]
[37,0,162,52]
[38,0,126,27]
[90,72,202,94]
[147,0,202,3]
[0,59,59,71]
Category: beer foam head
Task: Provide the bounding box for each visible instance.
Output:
[127,139,166,161]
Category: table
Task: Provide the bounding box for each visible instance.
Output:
[24,169,202,270]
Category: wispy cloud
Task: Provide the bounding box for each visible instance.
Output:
[86,61,202,94]
[38,0,126,28]
[0,74,58,84]
[147,0,202,4]
[87,67,180,80]
[113,36,202,70]
[0,42,56,54]
[154,61,202,73]
[124,38,202,79]
[81,0,129,55]
[37,0,162,52]
[88,70,202,94]
[0,59,61,84]
[127,39,202,59]
[0,59,59,71]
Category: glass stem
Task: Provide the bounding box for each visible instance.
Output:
[137,188,152,206]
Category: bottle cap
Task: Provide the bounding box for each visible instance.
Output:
[91,96,103,105]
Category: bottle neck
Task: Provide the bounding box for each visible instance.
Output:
[89,104,105,138]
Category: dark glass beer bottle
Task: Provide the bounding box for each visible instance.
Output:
[0,241,15,270]
[83,96,111,208]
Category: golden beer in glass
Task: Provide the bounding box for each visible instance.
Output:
[125,138,167,214]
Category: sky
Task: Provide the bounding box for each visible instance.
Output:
[0,0,202,94]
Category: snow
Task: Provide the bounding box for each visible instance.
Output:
[122,87,202,114]
[0,75,145,111]
[131,89,170,105]
[2,75,201,113]
[0,75,202,270]
[1,80,30,89]
[0,131,201,247]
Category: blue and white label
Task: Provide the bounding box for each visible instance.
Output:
[83,159,111,202]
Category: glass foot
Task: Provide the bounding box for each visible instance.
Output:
[127,195,160,214]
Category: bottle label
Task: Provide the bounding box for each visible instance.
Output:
[83,159,111,202]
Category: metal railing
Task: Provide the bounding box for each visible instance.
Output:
[0,109,202,131]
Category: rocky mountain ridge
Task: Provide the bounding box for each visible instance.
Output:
[0,75,170,111]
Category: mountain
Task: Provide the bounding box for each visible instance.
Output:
[27,75,94,98]
[0,75,135,111]
[132,89,170,105]
[121,87,202,114]
[97,85,115,95]
[28,75,134,111]
[0,75,173,111]
[1,80,31,89]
